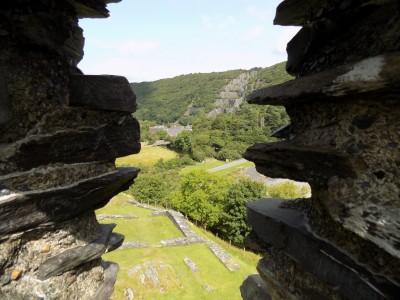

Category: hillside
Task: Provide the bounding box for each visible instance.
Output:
[131,62,292,124]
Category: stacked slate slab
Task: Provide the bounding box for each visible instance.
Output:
[0,0,140,299]
[243,0,400,299]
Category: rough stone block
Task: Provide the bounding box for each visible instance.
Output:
[240,274,271,300]
[244,142,366,185]
[69,75,136,112]
[0,66,9,125]
[1,117,140,175]
[88,261,119,300]
[247,52,400,106]
[38,223,116,280]
[247,198,398,300]
[0,167,139,236]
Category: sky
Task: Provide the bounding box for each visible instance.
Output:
[78,0,299,82]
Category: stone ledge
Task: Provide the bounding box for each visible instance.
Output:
[38,224,116,280]
[88,261,119,300]
[0,167,139,236]
[247,52,400,106]
[247,198,398,300]
[240,274,271,300]
[244,142,366,185]
[1,117,140,175]
[69,75,136,112]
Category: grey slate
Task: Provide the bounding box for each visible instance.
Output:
[2,117,140,175]
[247,198,399,300]
[69,75,136,112]
[38,224,116,280]
[0,167,139,236]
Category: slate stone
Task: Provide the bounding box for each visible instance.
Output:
[70,0,121,19]
[69,75,136,112]
[240,274,271,300]
[107,232,125,252]
[243,142,366,185]
[2,117,140,175]
[247,198,399,300]
[247,51,400,106]
[38,224,116,280]
[270,124,291,139]
[274,0,331,26]
[0,167,139,236]
[88,261,119,300]
[0,66,9,125]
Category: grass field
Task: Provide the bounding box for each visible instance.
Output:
[98,194,260,299]
[116,145,177,167]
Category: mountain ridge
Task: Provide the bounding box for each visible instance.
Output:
[131,62,292,124]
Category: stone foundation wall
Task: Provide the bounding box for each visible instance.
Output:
[0,1,140,299]
[243,0,400,299]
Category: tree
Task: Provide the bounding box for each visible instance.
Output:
[172,130,193,152]
[128,169,180,204]
[219,178,266,245]
[169,170,233,227]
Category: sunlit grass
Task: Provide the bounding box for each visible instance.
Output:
[100,193,260,299]
[104,216,184,244]
[116,145,177,167]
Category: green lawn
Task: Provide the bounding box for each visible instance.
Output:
[96,195,151,217]
[116,145,177,167]
[105,217,183,244]
[99,193,260,299]
[104,244,258,300]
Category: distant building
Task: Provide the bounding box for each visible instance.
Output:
[149,125,192,137]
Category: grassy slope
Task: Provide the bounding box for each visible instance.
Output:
[116,145,177,167]
[98,194,260,299]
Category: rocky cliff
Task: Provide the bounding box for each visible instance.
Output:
[207,70,257,118]
[242,0,400,299]
[0,0,140,299]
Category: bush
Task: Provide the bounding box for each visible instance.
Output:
[266,181,310,199]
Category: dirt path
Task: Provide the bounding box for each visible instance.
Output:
[207,158,247,173]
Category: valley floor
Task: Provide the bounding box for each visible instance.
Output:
[97,193,260,299]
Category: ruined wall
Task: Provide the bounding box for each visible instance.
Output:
[0,0,140,299]
[242,0,399,299]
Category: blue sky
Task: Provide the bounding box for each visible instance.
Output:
[78,0,299,82]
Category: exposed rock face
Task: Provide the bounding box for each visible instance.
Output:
[243,0,400,299]
[207,71,257,118]
[0,0,140,299]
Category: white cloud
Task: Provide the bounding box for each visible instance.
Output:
[275,26,300,54]
[218,15,236,30]
[243,26,265,40]
[201,15,213,30]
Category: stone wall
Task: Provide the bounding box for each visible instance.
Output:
[243,0,400,299]
[0,0,140,299]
